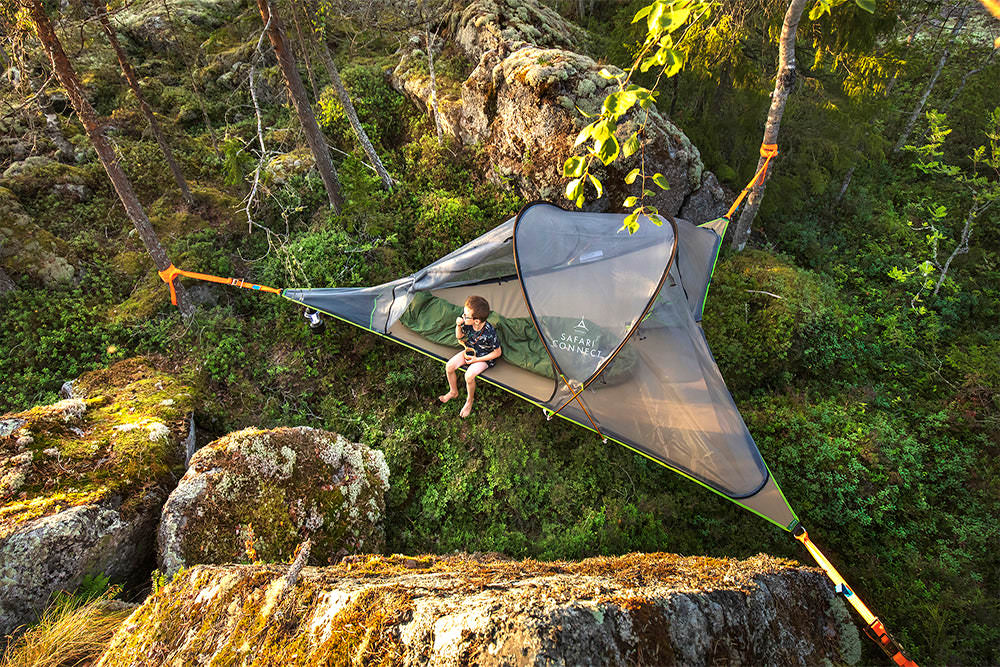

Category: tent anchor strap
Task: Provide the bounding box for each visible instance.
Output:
[793,526,917,667]
[158,264,282,306]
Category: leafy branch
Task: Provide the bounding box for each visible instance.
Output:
[561,0,714,232]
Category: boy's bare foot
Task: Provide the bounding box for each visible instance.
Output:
[459,401,473,418]
[439,391,459,404]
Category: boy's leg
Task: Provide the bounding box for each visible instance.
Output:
[460,361,489,418]
[439,351,466,403]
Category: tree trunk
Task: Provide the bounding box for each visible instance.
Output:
[88,0,195,206]
[893,7,968,153]
[0,266,15,294]
[730,0,808,251]
[28,0,194,320]
[426,27,443,145]
[315,40,394,190]
[942,46,997,111]
[257,0,343,211]
[288,0,321,101]
[834,165,855,205]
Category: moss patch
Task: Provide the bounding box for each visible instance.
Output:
[0,357,195,539]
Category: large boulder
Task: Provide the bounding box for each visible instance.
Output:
[158,427,389,576]
[0,187,76,286]
[391,0,728,220]
[0,358,195,637]
[96,552,861,666]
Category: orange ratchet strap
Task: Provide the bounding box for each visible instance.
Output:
[158,264,282,306]
[724,143,779,220]
[793,526,917,667]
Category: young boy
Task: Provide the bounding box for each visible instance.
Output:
[439,295,502,418]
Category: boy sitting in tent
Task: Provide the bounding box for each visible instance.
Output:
[439,296,502,418]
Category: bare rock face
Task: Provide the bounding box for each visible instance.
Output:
[158,427,389,576]
[0,358,195,638]
[391,0,727,220]
[96,552,861,666]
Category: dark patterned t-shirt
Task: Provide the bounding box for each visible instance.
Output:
[461,322,501,367]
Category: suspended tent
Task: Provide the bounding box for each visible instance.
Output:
[159,199,916,666]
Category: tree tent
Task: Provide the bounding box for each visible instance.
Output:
[159,200,915,665]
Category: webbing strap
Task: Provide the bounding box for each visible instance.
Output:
[157,264,282,306]
[794,528,917,666]
[724,143,779,220]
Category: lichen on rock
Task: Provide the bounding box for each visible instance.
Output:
[389,0,726,219]
[0,357,195,638]
[158,426,388,576]
[94,552,859,666]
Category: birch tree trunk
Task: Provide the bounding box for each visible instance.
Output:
[730,0,808,251]
[27,0,195,320]
[88,0,194,206]
[893,6,968,153]
[316,40,394,190]
[257,0,343,211]
[426,27,443,145]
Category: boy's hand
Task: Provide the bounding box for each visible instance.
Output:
[455,316,465,325]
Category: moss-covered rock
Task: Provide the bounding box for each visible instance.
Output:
[0,358,195,637]
[390,0,725,218]
[0,187,77,286]
[158,426,389,576]
[95,552,859,665]
[115,0,242,53]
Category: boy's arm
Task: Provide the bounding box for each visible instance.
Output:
[454,317,465,341]
[475,346,502,363]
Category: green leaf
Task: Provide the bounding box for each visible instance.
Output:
[622,132,640,158]
[588,174,604,198]
[598,68,617,80]
[652,173,670,190]
[566,178,583,201]
[573,125,592,148]
[623,196,638,207]
[591,120,612,142]
[622,210,640,234]
[575,194,585,208]
[625,167,641,184]
[596,134,620,165]
[663,48,683,78]
[632,3,653,24]
[854,0,875,13]
[563,156,586,178]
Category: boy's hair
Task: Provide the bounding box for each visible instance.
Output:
[465,295,490,321]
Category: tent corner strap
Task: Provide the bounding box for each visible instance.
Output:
[157,199,919,666]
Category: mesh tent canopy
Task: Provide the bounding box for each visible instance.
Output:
[283,201,798,530]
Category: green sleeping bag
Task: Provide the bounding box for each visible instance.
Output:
[398,292,636,385]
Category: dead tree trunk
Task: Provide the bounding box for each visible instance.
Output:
[256,0,343,212]
[730,0,808,251]
[315,41,394,190]
[27,0,194,319]
[425,26,443,145]
[893,6,968,153]
[88,0,194,206]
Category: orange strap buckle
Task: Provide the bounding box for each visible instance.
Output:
[158,264,182,305]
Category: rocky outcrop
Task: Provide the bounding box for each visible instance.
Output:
[158,427,389,576]
[96,552,860,666]
[0,358,195,637]
[0,185,77,286]
[114,0,242,53]
[391,0,727,220]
